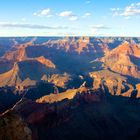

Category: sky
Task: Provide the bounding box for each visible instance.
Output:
[0,0,140,37]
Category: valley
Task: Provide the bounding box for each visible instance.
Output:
[0,37,140,140]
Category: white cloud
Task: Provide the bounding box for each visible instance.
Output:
[83,13,91,17]
[91,24,110,35]
[92,24,110,29]
[110,8,120,11]
[59,11,74,17]
[110,8,120,16]
[120,3,140,16]
[111,2,140,17]
[59,11,78,21]
[34,8,52,17]
[0,22,68,30]
[69,16,78,21]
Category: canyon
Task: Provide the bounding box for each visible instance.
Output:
[0,37,140,140]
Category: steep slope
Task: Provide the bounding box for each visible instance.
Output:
[19,78,37,88]
[103,41,140,78]
[0,59,14,74]
[0,63,21,86]
[90,69,130,96]
[2,38,36,61]
[0,37,140,94]
[35,56,56,68]
[43,73,71,88]
[0,59,56,87]
[0,39,58,87]
[41,36,109,56]
[0,110,32,140]
[1,91,140,140]
[136,84,140,97]
[36,98,140,140]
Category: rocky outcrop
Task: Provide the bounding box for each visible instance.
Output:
[0,37,140,95]
[90,69,129,96]
[136,84,140,97]
[102,41,140,78]
[44,36,110,56]
[3,90,140,140]
[0,110,32,140]
[0,63,21,87]
[36,89,78,103]
[0,58,56,87]
[43,73,71,88]
[35,56,56,68]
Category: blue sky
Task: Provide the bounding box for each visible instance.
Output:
[0,0,140,36]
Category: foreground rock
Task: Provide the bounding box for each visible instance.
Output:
[0,110,32,140]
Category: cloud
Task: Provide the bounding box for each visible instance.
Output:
[111,2,140,17]
[69,16,78,21]
[0,22,68,30]
[110,8,121,16]
[59,11,78,21]
[59,11,74,17]
[110,8,120,12]
[83,13,91,18]
[34,9,78,21]
[34,8,52,17]
[91,24,110,35]
[120,3,140,16]
[92,24,110,29]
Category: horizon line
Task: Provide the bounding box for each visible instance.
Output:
[0,35,140,38]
